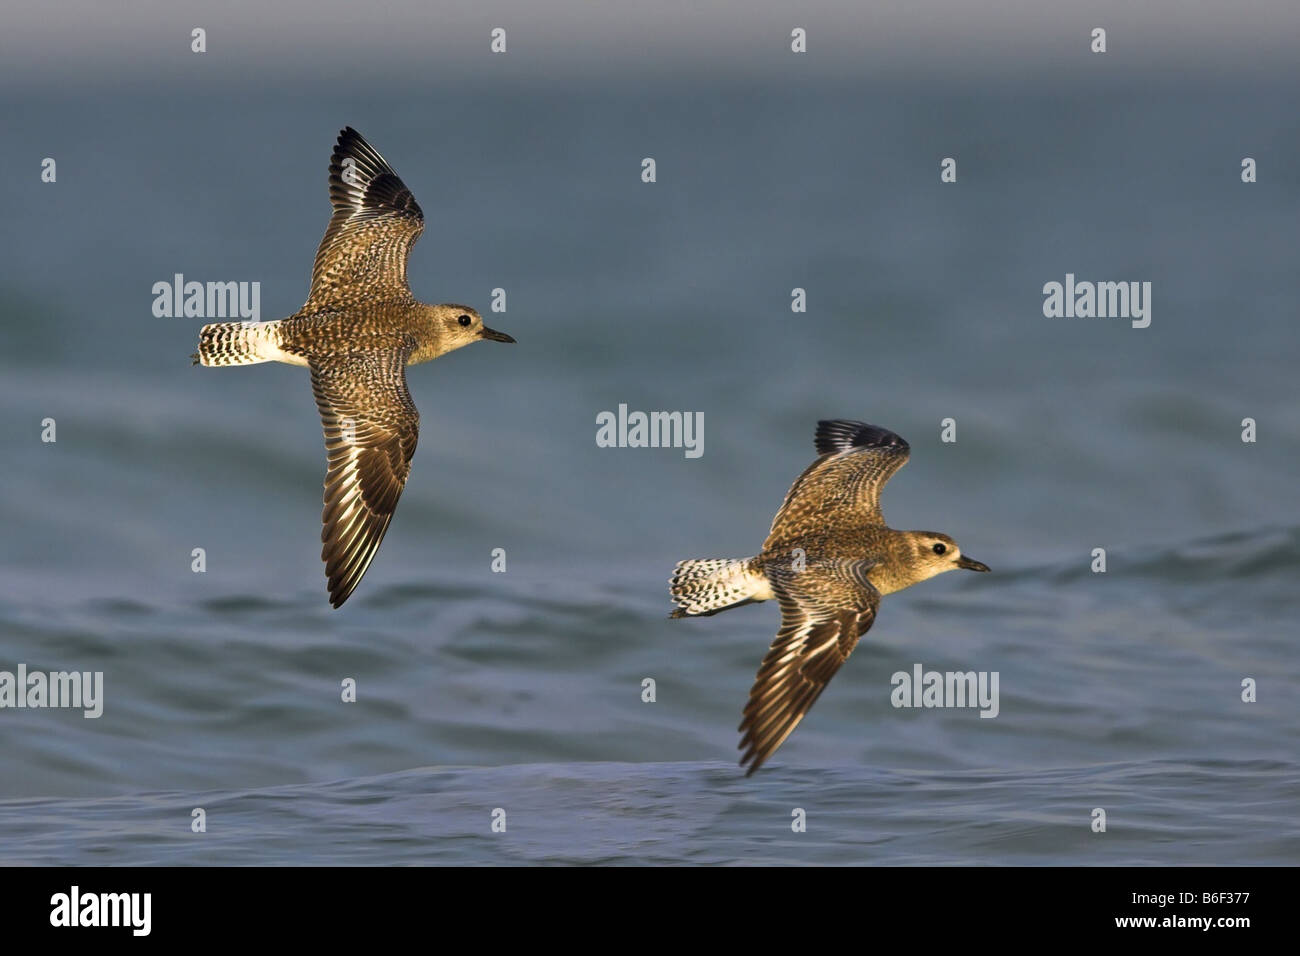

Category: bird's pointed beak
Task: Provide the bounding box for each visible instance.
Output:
[479,326,515,343]
[957,555,990,572]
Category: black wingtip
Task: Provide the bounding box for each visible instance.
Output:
[333,127,362,159]
[814,419,909,456]
[327,574,361,609]
[333,127,376,169]
[327,126,422,220]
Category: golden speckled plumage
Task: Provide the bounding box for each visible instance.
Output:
[669,419,989,775]
[194,128,514,608]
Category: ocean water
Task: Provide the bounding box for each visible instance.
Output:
[1,75,1298,865]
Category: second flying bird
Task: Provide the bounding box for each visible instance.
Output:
[670,420,990,775]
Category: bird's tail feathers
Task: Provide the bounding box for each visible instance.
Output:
[193,320,286,367]
[669,557,768,618]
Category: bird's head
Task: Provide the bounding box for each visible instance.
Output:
[429,303,515,352]
[903,531,990,584]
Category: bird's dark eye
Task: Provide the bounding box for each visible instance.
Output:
[457,314,472,327]
[932,543,947,555]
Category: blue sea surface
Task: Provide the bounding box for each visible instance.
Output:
[1,75,1297,864]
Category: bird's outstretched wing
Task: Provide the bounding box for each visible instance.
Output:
[309,347,419,608]
[764,419,910,548]
[303,127,425,312]
[738,561,880,775]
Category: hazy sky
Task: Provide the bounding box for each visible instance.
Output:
[3,1,1297,87]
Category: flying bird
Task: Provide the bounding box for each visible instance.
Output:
[194,127,515,607]
[669,419,990,774]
